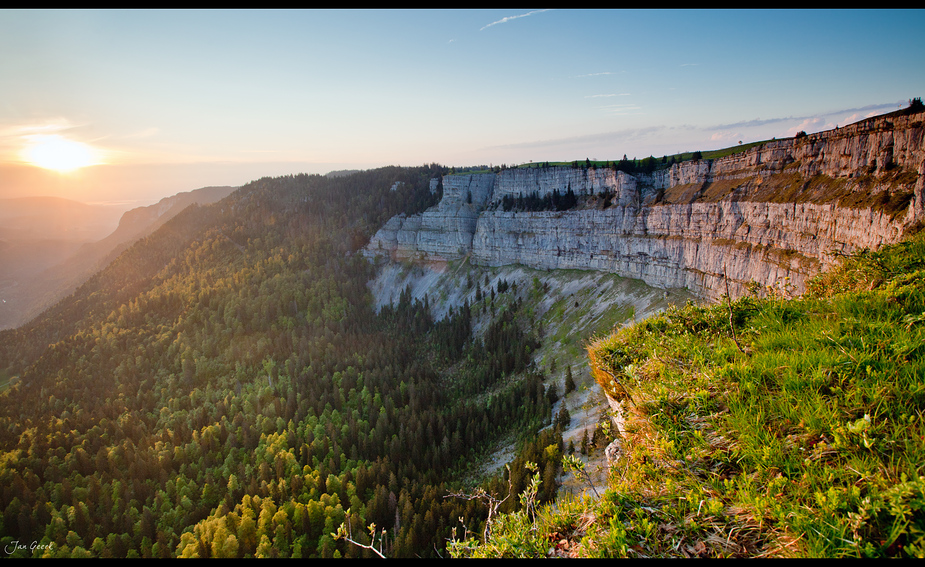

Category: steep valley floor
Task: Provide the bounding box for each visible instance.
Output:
[366,255,695,493]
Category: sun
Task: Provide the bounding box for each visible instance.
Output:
[22,135,102,173]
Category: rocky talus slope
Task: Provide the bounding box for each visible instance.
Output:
[366,110,925,300]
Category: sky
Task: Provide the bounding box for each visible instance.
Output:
[1,9,924,208]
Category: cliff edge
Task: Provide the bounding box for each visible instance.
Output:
[366,109,925,300]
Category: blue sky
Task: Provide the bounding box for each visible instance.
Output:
[1,9,923,204]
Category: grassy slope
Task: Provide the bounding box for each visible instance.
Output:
[450,231,925,558]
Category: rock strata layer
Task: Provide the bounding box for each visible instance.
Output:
[366,111,925,300]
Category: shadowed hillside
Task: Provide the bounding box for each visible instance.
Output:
[0,187,236,330]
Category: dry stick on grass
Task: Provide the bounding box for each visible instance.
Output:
[723,264,747,355]
[446,465,515,543]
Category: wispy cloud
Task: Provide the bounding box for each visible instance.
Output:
[842,113,862,124]
[600,103,643,116]
[484,126,664,152]
[480,9,551,31]
[706,101,904,132]
[0,119,80,139]
[584,93,628,99]
[787,117,824,135]
[710,130,739,143]
[837,101,907,115]
[121,127,160,140]
[707,116,796,130]
[572,71,614,78]
[0,119,84,157]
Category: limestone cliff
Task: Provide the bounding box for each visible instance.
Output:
[366,110,925,300]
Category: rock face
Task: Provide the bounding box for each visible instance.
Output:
[366,110,925,300]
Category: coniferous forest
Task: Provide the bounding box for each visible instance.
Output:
[0,166,564,558]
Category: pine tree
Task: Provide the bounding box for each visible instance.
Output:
[556,405,571,430]
[564,365,575,395]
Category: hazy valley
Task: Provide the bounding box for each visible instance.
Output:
[0,187,236,330]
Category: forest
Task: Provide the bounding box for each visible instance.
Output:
[0,165,567,558]
[498,188,579,213]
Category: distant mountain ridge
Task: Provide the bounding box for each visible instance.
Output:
[0,195,124,242]
[100,186,237,250]
[0,186,236,329]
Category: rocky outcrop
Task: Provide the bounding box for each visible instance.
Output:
[366,110,925,300]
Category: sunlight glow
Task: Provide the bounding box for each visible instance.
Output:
[22,135,102,172]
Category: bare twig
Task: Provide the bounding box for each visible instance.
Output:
[820,331,858,363]
[446,465,515,543]
[333,513,388,558]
